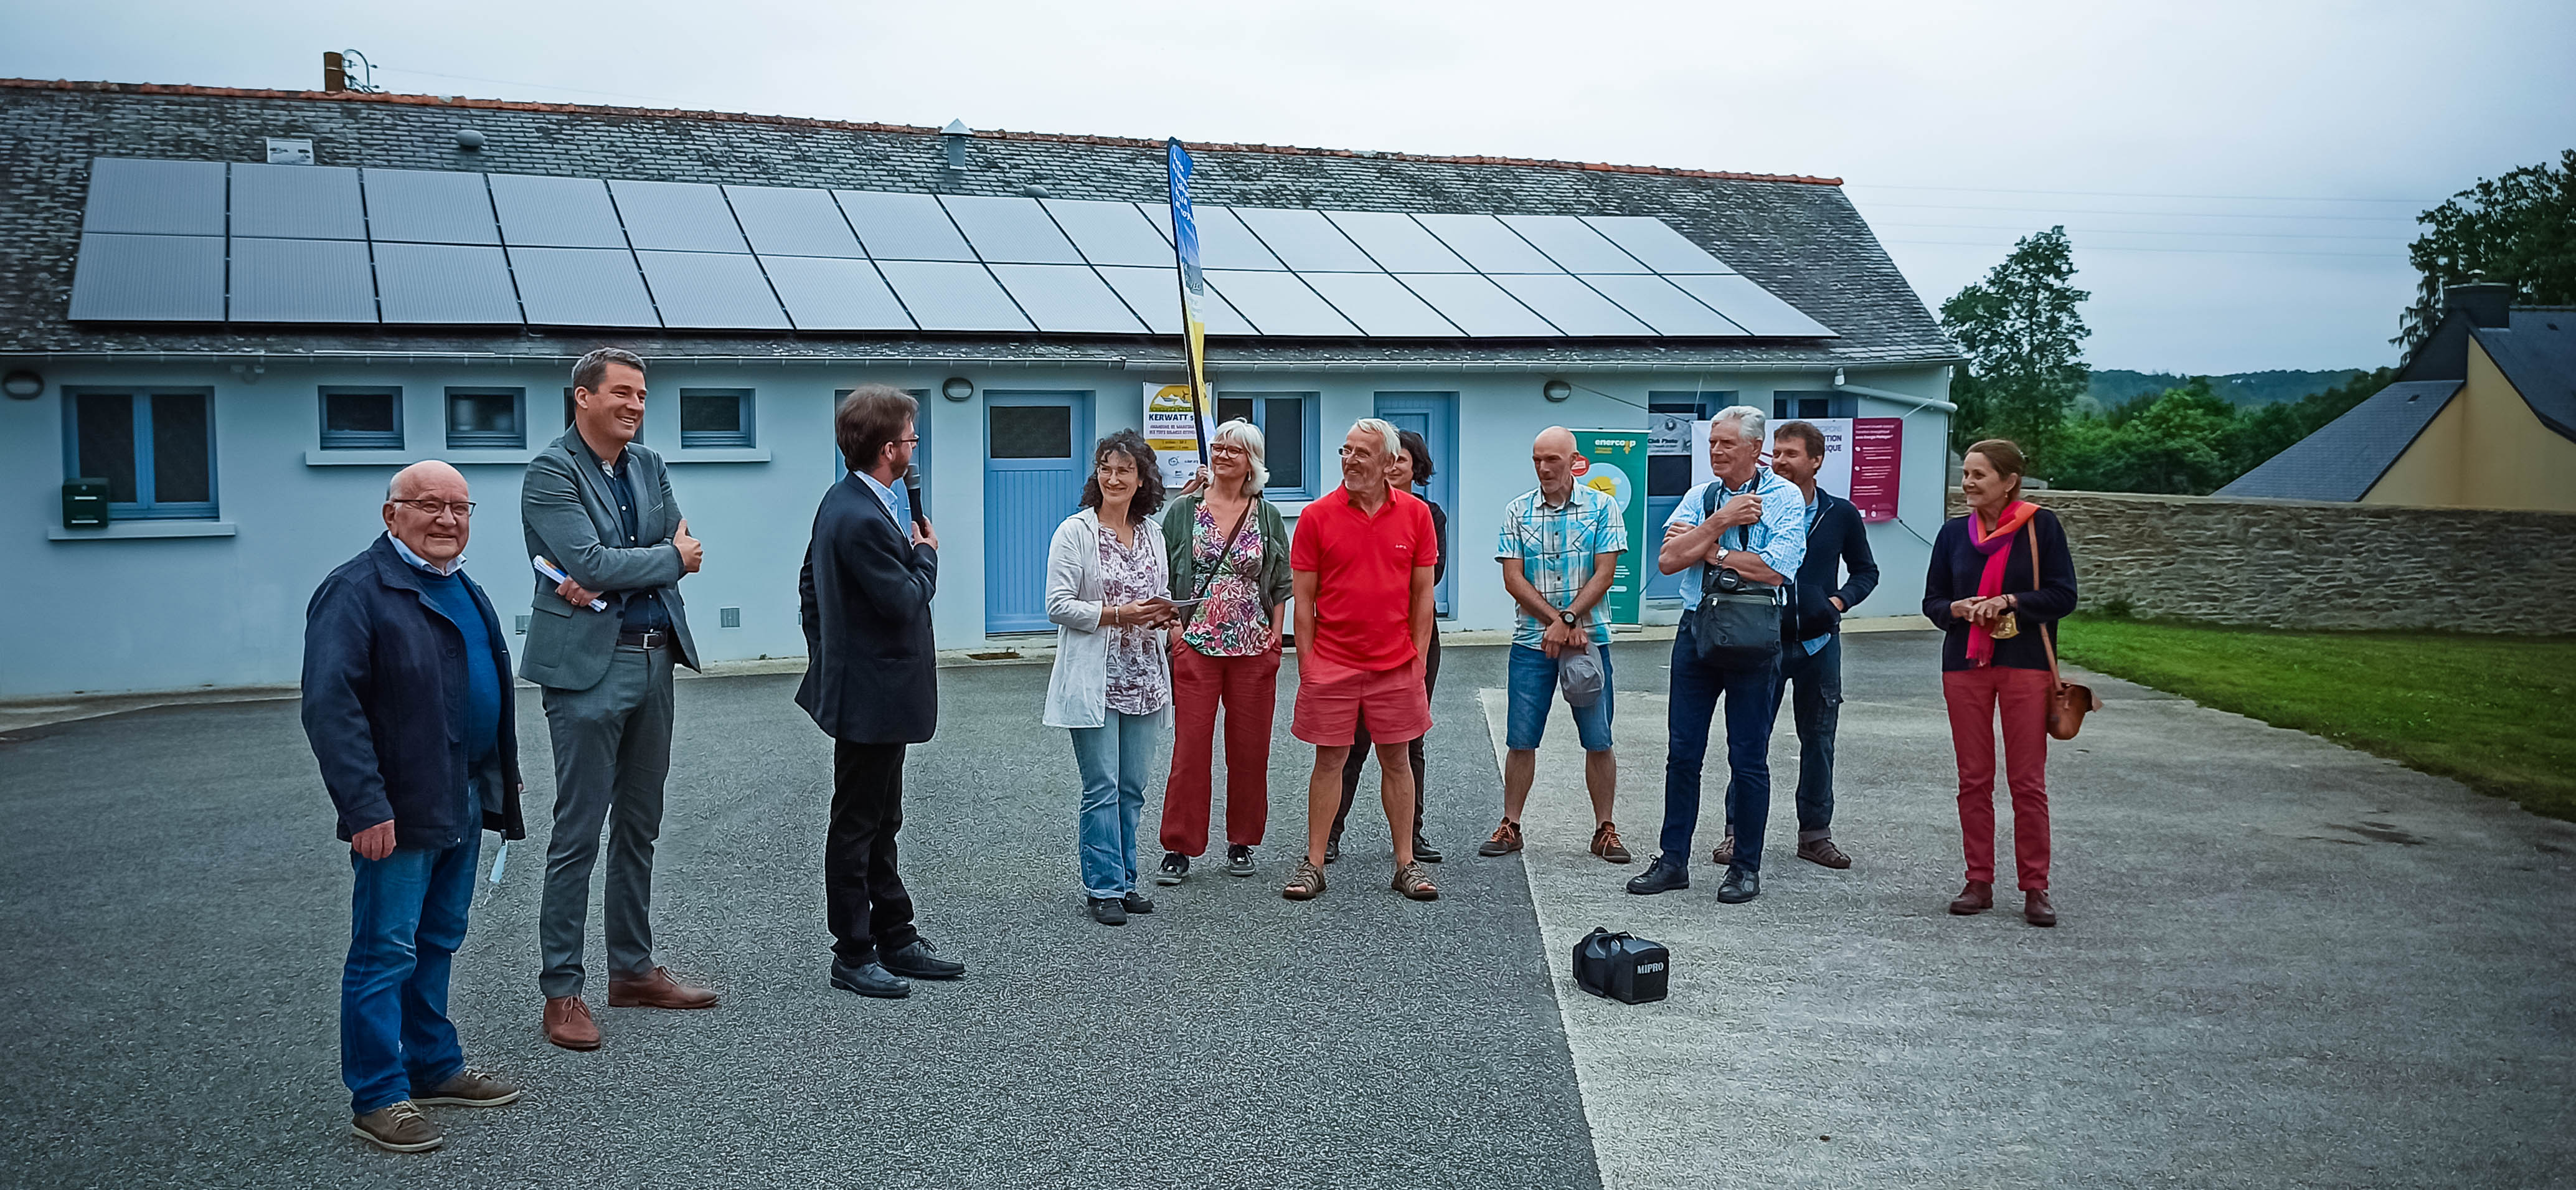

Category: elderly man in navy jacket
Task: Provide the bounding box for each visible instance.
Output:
[303,460,527,1154]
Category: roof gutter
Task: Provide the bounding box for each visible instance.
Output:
[0,348,1963,375]
[1833,370,1957,413]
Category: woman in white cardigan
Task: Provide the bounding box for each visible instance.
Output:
[1044,430,1181,925]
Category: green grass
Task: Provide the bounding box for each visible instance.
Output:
[2057,615,2576,821]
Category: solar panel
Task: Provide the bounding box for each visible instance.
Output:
[362,169,500,245]
[1663,273,1837,337]
[509,247,660,326]
[228,237,378,323]
[1323,211,1472,273]
[1204,270,1357,336]
[875,260,1032,331]
[941,196,1083,265]
[638,250,787,329]
[372,242,522,323]
[836,191,974,261]
[66,233,225,321]
[1580,215,1735,273]
[1414,214,1563,273]
[1094,265,1258,337]
[1395,272,1557,336]
[1234,207,1377,272]
[1498,215,1646,273]
[724,185,864,257]
[489,174,630,248]
[1191,208,1287,270]
[1575,274,1747,336]
[83,158,226,237]
[989,264,1148,334]
[229,163,366,240]
[1043,199,1172,267]
[610,180,747,253]
[760,255,915,330]
[1299,273,1461,337]
[1488,274,1653,336]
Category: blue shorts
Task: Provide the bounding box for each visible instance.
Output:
[1506,642,1615,753]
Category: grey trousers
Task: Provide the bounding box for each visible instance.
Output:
[537,644,676,998]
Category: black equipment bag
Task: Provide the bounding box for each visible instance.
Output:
[1689,482,1783,669]
[1573,927,1669,1004]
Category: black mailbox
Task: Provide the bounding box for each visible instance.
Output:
[62,478,109,528]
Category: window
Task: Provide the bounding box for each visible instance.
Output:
[1215,392,1316,498]
[64,389,217,520]
[679,389,755,448]
[1773,392,1856,421]
[446,387,526,449]
[989,404,1073,458]
[318,388,402,450]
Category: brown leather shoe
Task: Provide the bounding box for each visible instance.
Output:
[1796,838,1852,869]
[1711,833,1734,866]
[2024,890,2058,927]
[1948,880,1994,915]
[606,966,719,1009]
[544,996,600,1051]
[1589,821,1632,864]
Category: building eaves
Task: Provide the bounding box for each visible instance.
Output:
[2215,380,2461,501]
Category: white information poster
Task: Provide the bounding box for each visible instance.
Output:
[1689,417,1855,498]
[1143,382,1207,489]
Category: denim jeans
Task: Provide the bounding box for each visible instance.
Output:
[1070,711,1162,899]
[342,814,480,1115]
[1725,634,1842,842]
[1504,642,1615,752]
[1659,615,1783,871]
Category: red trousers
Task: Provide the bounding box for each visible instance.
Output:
[1942,665,2053,891]
[1159,644,1281,856]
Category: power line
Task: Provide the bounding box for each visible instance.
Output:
[1854,199,2420,223]
[374,65,679,105]
[1846,181,2437,204]
[1879,222,2404,242]
[1884,238,2403,259]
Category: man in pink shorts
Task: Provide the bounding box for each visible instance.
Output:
[1285,418,1441,903]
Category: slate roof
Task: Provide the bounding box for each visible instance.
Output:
[2471,308,2576,442]
[2215,380,2461,501]
[0,79,1958,369]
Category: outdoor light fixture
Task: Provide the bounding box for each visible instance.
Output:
[2,370,41,400]
[1542,378,1573,403]
[456,128,486,151]
[942,377,974,402]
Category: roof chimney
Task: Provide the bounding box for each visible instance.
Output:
[323,51,347,93]
[2445,280,2512,329]
[942,120,971,175]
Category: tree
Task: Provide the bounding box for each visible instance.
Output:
[2397,149,2576,351]
[1940,227,2092,463]
[2050,377,2234,494]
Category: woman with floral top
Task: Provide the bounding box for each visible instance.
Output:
[1153,419,1294,885]
[1044,430,1180,925]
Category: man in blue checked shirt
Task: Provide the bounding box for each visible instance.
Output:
[1627,406,1806,904]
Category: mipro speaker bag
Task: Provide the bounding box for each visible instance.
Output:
[1573,927,1669,1004]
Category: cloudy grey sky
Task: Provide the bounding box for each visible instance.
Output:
[7,1,2569,373]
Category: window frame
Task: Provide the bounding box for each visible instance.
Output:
[1772,391,1857,422]
[317,387,405,450]
[1213,390,1320,501]
[60,387,219,521]
[678,388,757,450]
[445,386,528,450]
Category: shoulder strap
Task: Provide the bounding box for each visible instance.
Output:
[2029,517,2063,692]
[1180,499,1256,627]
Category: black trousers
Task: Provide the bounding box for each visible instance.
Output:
[829,740,918,963]
[1331,631,1442,841]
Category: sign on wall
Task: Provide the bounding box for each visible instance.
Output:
[1143,382,1204,489]
[1688,416,1904,522]
[1571,430,1648,625]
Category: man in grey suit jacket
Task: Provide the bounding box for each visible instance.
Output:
[521,347,718,1052]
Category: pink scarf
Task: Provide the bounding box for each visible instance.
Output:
[1964,500,2039,666]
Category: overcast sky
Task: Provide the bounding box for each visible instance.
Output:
[7,1,2569,374]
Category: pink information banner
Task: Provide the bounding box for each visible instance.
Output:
[1847,417,1903,522]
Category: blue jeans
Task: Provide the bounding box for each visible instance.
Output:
[1659,615,1783,871]
[342,823,479,1115]
[1725,634,1842,841]
[1504,643,1615,752]
[1070,711,1161,899]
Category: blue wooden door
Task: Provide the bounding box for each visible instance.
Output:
[1374,392,1457,617]
[984,391,1090,633]
[1644,392,1733,605]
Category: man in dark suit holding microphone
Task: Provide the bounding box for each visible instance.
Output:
[798,385,965,999]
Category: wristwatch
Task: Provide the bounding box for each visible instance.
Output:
[1558,610,1577,627]
[1715,547,1732,566]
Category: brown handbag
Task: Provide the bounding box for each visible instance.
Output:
[2028,522,2102,740]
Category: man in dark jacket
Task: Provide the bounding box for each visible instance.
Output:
[1715,421,1880,870]
[797,385,965,999]
[303,461,527,1154]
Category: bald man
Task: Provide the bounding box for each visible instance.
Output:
[303,461,527,1153]
[1486,427,1630,863]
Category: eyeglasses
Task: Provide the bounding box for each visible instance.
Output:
[1336,445,1379,460]
[392,499,475,518]
[1209,443,1249,457]
[897,435,920,446]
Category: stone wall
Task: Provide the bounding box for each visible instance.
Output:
[1945,489,2576,634]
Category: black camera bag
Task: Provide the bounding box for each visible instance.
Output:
[1572,927,1669,1004]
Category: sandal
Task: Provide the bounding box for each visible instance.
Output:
[1390,861,1440,902]
[1281,857,1326,902]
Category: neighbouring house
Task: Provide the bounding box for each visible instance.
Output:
[2220,283,2576,510]
[0,75,1959,699]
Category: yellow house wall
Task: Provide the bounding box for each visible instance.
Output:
[2364,338,2576,511]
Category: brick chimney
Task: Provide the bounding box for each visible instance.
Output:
[2445,281,2512,328]
[323,51,347,93]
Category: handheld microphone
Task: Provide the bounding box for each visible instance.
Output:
[903,463,927,527]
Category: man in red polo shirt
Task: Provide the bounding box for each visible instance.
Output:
[1285,417,1440,903]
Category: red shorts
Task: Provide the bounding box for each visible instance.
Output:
[1293,653,1431,746]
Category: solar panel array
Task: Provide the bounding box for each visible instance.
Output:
[66,157,1838,339]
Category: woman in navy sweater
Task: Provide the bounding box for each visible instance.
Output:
[1921,439,2077,927]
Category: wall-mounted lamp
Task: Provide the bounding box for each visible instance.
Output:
[942,376,975,402]
[2,370,41,400]
[229,362,267,384]
[1833,367,1846,386]
[456,128,486,152]
[1542,378,1573,403]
